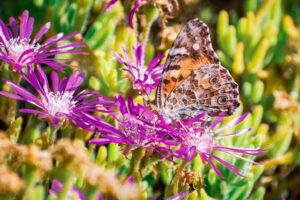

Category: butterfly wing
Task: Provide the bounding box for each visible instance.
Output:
[156,18,239,119]
[164,64,240,118]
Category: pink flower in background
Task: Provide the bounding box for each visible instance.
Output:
[90,95,178,157]
[0,66,104,130]
[169,113,265,177]
[0,10,85,72]
[113,43,164,95]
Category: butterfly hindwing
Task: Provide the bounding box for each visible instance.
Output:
[163,64,240,119]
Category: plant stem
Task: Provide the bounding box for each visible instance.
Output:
[173,161,187,194]
[140,23,151,44]
[58,175,74,200]
[7,72,21,124]
[23,168,37,200]
[48,126,59,147]
[131,147,146,183]
[86,187,98,200]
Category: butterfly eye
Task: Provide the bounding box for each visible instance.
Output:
[218,96,227,105]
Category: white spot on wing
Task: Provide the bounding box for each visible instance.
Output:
[169,47,189,56]
[193,43,200,50]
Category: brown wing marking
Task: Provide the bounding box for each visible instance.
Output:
[163,55,211,98]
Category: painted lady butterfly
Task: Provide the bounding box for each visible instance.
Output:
[156,18,240,121]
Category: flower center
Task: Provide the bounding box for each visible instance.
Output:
[1,37,40,64]
[41,91,76,118]
[123,114,156,146]
[185,130,215,153]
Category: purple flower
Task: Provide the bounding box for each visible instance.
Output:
[90,95,177,156]
[113,43,164,95]
[0,66,104,129]
[0,10,85,72]
[105,0,173,28]
[170,113,265,177]
[49,180,103,200]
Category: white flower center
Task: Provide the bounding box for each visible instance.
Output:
[185,130,215,153]
[124,114,156,146]
[0,37,40,64]
[132,67,154,87]
[41,91,76,118]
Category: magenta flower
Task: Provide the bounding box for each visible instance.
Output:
[113,43,164,95]
[105,0,173,28]
[90,95,177,156]
[0,66,104,129]
[49,180,103,200]
[170,113,265,177]
[0,10,85,72]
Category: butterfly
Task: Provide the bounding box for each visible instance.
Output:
[156,18,240,121]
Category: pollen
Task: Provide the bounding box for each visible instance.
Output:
[41,91,76,118]
[0,37,40,65]
[185,130,214,153]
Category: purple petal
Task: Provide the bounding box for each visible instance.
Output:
[205,155,224,178]
[209,117,224,129]
[128,0,143,28]
[0,19,11,42]
[133,43,144,68]
[215,112,249,133]
[23,67,45,96]
[0,91,23,101]
[216,128,251,139]
[210,154,244,177]
[89,137,124,145]
[147,55,164,72]
[20,10,29,39]
[5,81,40,105]
[65,71,85,91]
[105,0,119,12]
[51,71,59,93]
[38,61,65,72]
[19,108,44,114]
[115,95,129,115]
[18,48,35,64]
[33,22,51,42]
[36,66,50,93]
[51,118,60,126]
[9,17,18,37]
[24,17,34,39]
[59,77,68,92]
[42,33,64,46]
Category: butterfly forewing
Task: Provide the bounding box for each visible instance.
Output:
[156,18,240,120]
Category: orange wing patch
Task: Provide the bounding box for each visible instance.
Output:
[163,55,212,94]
